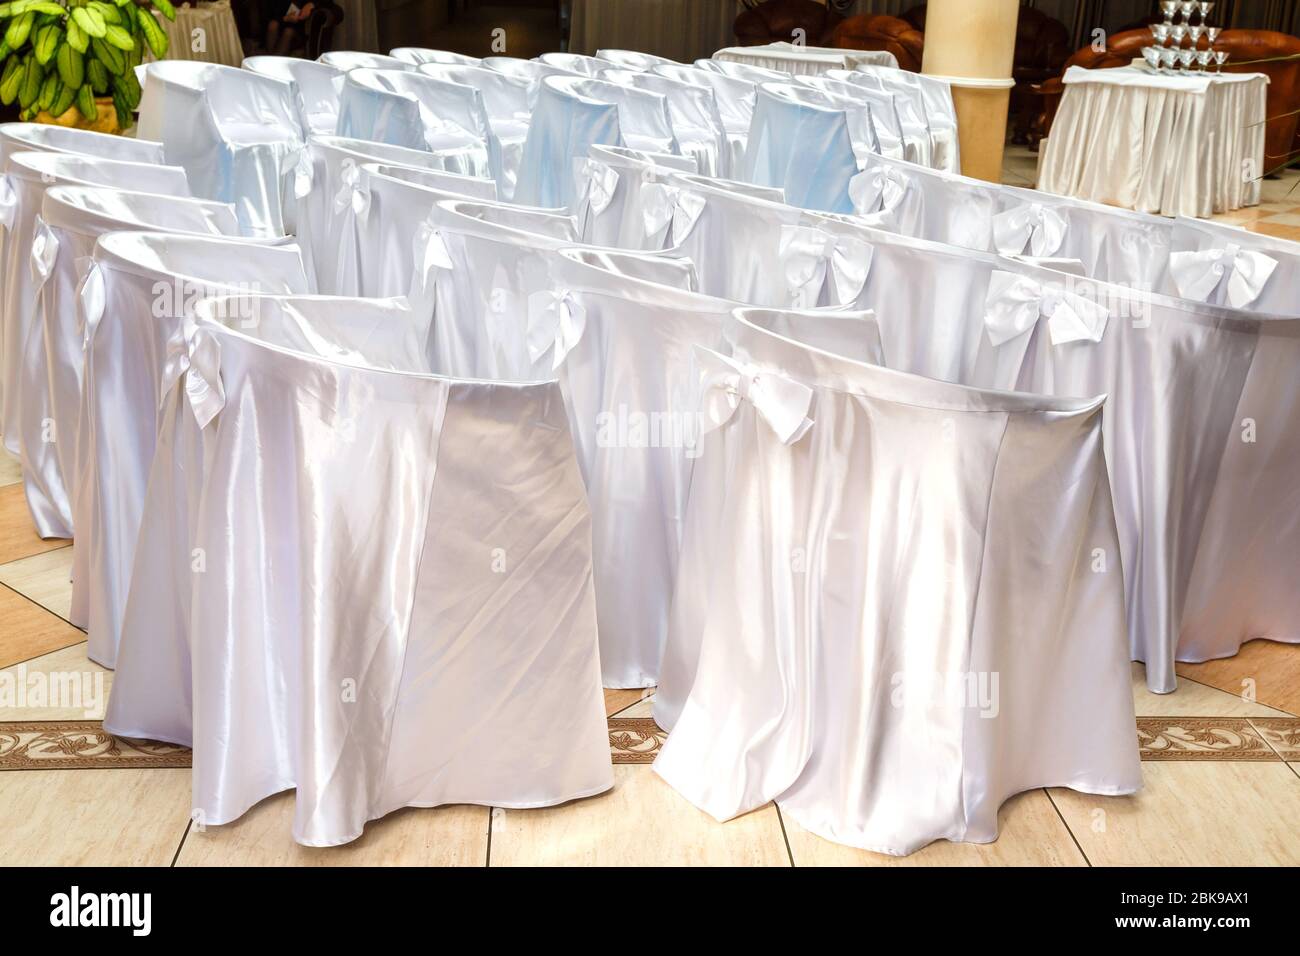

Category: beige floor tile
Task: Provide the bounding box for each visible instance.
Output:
[603,687,646,716]
[177,792,489,866]
[0,448,19,487]
[783,789,1086,866]
[1244,220,1300,242]
[612,693,656,718]
[0,767,191,865]
[1176,640,1300,716]
[0,545,75,622]
[0,642,110,719]
[489,765,791,866]
[1050,761,1300,866]
[0,577,87,669]
[1131,663,1292,718]
[0,485,69,565]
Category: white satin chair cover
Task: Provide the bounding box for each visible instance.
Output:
[514,76,623,208]
[294,135,455,294]
[319,51,412,72]
[108,294,610,845]
[135,61,303,237]
[741,83,858,214]
[654,307,1139,854]
[602,69,728,177]
[697,58,789,85]
[596,49,678,71]
[482,56,579,108]
[571,76,680,158]
[855,65,960,173]
[851,153,998,251]
[72,231,309,666]
[390,47,480,66]
[803,74,907,161]
[27,186,240,541]
[540,52,614,77]
[242,56,345,136]
[653,64,755,174]
[415,64,531,198]
[0,151,192,481]
[827,69,930,167]
[575,143,697,247]
[334,69,491,177]
[995,184,1173,290]
[1167,217,1298,314]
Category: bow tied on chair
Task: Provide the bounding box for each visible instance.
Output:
[577,158,620,216]
[848,165,908,216]
[409,218,455,307]
[289,146,315,200]
[779,225,873,307]
[993,202,1066,258]
[695,347,814,446]
[983,270,1109,347]
[526,289,587,370]
[29,216,60,284]
[0,176,17,231]
[640,182,707,243]
[160,319,226,429]
[333,159,371,221]
[1169,242,1278,310]
[75,258,105,351]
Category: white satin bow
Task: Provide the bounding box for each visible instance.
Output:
[578,159,620,215]
[0,175,17,231]
[290,147,315,200]
[526,289,587,370]
[993,202,1067,258]
[409,219,454,305]
[779,226,872,307]
[160,320,226,429]
[983,270,1109,347]
[333,159,371,221]
[75,258,105,350]
[848,165,908,215]
[640,182,706,243]
[695,347,814,445]
[30,216,60,283]
[1169,243,1278,309]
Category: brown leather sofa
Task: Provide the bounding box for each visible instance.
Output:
[827,14,925,72]
[901,4,1071,143]
[734,0,844,48]
[1036,29,1300,173]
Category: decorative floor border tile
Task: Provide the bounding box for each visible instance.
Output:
[1248,717,1300,761]
[0,721,191,770]
[1136,717,1282,761]
[607,717,666,764]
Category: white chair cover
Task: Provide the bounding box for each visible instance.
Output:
[697,58,789,85]
[596,49,678,71]
[575,144,698,247]
[654,307,1139,854]
[852,153,999,251]
[295,135,456,294]
[995,184,1173,290]
[0,151,191,491]
[855,65,960,173]
[653,64,755,174]
[319,51,412,72]
[602,69,728,177]
[1167,216,1299,314]
[482,56,578,108]
[418,64,532,197]
[335,69,492,178]
[803,74,907,161]
[136,61,304,237]
[72,231,309,667]
[107,294,610,845]
[539,52,614,77]
[514,76,623,208]
[243,55,345,136]
[741,83,858,214]
[390,47,481,66]
[827,69,931,167]
[27,186,240,541]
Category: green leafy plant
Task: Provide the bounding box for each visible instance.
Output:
[0,0,174,130]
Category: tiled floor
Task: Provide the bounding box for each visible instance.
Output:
[3,147,1298,866]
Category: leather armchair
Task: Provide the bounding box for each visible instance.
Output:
[734,0,844,48]
[828,14,924,73]
[1036,29,1300,173]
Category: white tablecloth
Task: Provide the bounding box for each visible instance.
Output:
[570,0,737,63]
[1039,65,1267,218]
[335,0,380,54]
[714,42,899,75]
[162,1,244,67]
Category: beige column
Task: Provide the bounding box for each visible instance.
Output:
[919,0,1019,183]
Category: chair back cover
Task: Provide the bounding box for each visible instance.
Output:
[652,64,755,172]
[571,76,680,156]
[852,152,999,251]
[107,292,610,845]
[136,61,303,237]
[826,68,930,166]
[0,122,165,168]
[319,51,412,71]
[653,307,1139,853]
[741,83,858,214]
[596,49,678,71]
[575,144,697,247]
[0,151,191,478]
[540,52,614,77]
[698,58,789,85]
[801,74,907,161]
[855,65,960,172]
[482,56,578,107]
[25,186,239,540]
[514,76,623,208]
[390,47,481,66]
[243,55,345,135]
[603,69,727,176]
[72,231,309,668]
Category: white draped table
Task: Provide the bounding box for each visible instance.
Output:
[1038,64,1267,218]
[162,1,244,67]
[713,42,899,74]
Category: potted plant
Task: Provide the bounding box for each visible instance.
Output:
[0,0,175,133]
